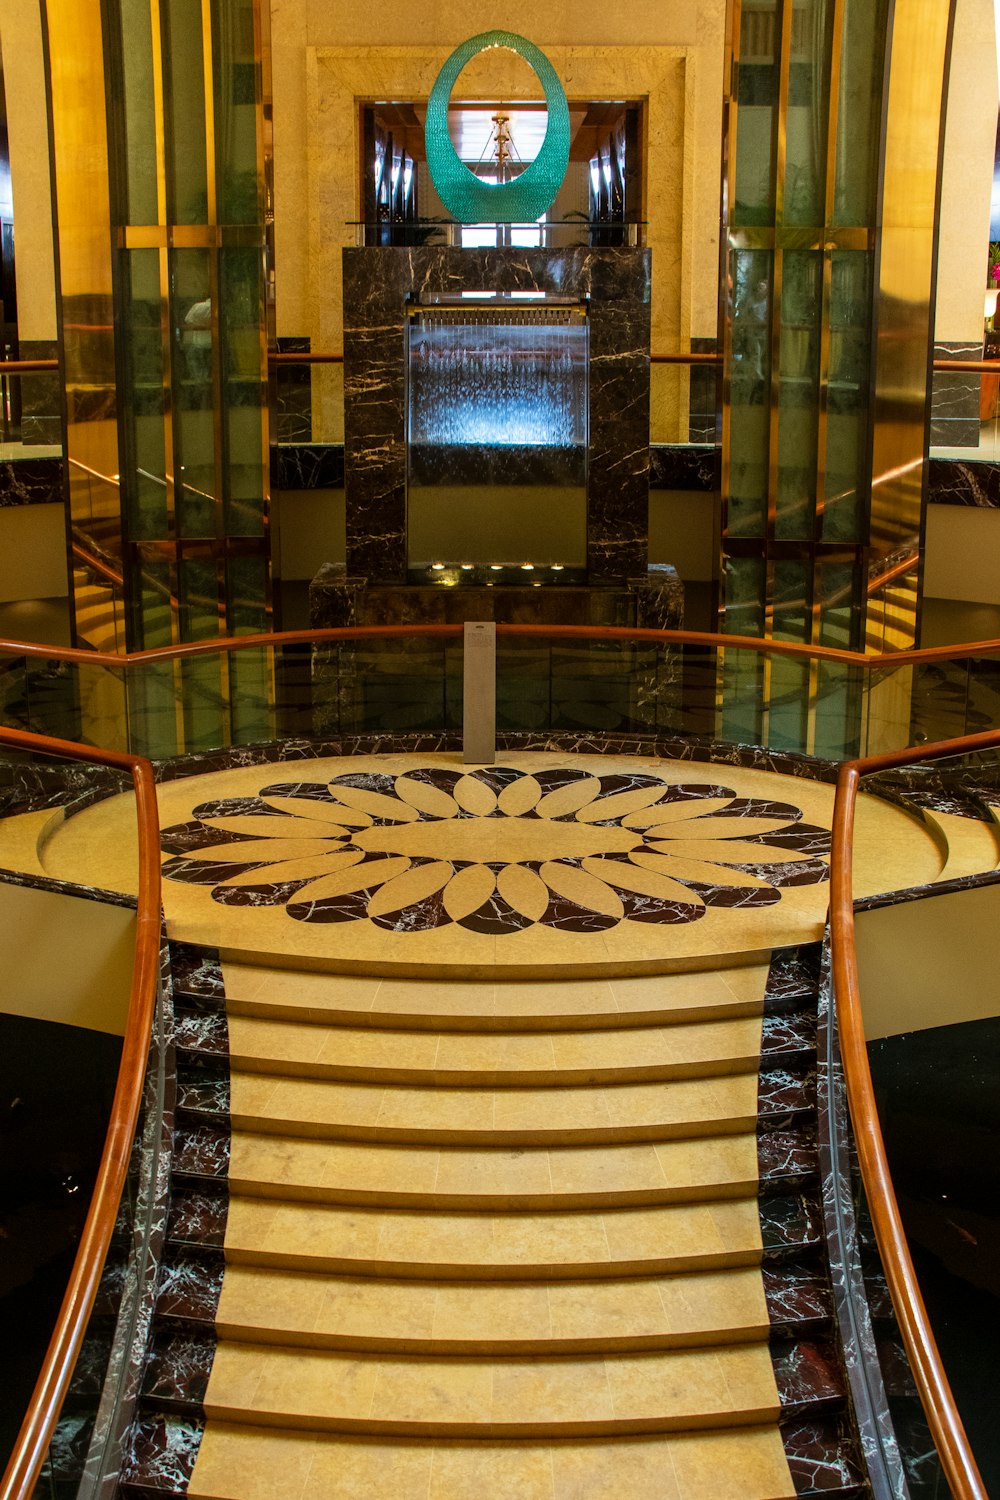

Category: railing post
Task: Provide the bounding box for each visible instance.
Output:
[463,621,495,765]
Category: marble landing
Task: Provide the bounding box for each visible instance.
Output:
[26,752,945,974]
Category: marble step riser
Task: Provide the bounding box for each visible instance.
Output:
[225,1176,761,1213]
[223,1242,765,1281]
[226,1111,760,1148]
[198,1404,782,1442]
[224,995,766,1033]
[226,1053,765,1088]
[211,1323,771,1358]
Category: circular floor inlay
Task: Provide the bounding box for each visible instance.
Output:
[160,765,830,936]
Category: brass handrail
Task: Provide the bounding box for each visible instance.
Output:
[0,729,161,1500]
[830,732,995,1500]
[1,621,1000,672]
[0,360,59,373]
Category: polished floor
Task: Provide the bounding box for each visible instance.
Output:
[26,752,946,969]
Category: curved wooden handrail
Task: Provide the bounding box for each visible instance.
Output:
[830,729,998,1500]
[1,620,999,673]
[0,728,161,1500]
[0,360,59,374]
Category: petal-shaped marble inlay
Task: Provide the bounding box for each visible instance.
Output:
[535,777,602,819]
[453,773,498,816]
[367,861,453,919]
[632,851,773,889]
[575,785,672,823]
[645,838,811,866]
[497,775,542,815]
[645,816,798,841]
[160,765,829,933]
[540,860,625,920]
[582,856,705,909]
[442,863,497,921]
[497,863,550,923]
[392,775,460,820]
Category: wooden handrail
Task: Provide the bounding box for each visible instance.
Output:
[0,621,999,672]
[829,729,998,1500]
[0,360,59,373]
[0,728,161,1500]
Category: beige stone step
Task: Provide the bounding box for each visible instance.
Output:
[221,959,769,1032]
[925,806,1000,881]
[215,1264,769,1355]
[224,1196,763,1280]
[229,1071,759,1146]
[202,1340,781,1438]
[227,1012,764,1086]
[229,1129,758,1210]
[188,1421,797,1500]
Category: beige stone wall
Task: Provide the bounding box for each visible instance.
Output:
[0,0,56,340]
[270,1,727,442]
[934,0,998,342]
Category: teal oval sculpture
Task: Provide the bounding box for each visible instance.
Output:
[425,31,570,224]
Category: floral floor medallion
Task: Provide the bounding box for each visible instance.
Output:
[160,765,830,936]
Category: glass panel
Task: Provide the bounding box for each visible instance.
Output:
[162,0,209,224]
[734,0,779,225]
[117,0,158,224]
[783,0,834,227]
[814,658,863,758]
[220,246,265,538]
[124,250,168,541]
[824,251,871,541]
[776,250,822,538]
[212,0,260,225]
[769,559,811,749]
[170,248,217,538]
[728,249,773,538]
[832,0,890,226]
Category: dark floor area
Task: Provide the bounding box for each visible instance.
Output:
[868,1014,1000,1494]
[0,1012,121,1468]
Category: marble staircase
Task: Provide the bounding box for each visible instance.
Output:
[118,942,871,1499]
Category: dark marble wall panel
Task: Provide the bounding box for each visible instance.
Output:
[649,443,719,493]
[17,339,61,447]
[0,456,63,507]
[928,455,1000,507]
[274,337,312,444]
[342,247,651,586]
[279,441,718,496]
[930,340,982,449]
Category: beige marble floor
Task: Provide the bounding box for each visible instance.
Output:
[31,751,944,973]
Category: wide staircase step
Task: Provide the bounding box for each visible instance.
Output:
[120,941,869,1498]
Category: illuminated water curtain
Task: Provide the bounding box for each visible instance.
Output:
[424,31,570,223]
[409,309,587,449]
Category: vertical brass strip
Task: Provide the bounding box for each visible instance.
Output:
[200,0,217,227]
[149,0,179,652]
[807,0,845,749]
[200,0,226,636]
[148,0,168,225]
[256,0,275,633]
[718,0,740,631]
[767,1,792,561]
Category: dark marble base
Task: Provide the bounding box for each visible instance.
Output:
[928,455,1000,506]
[308,562,684,630]
[0,455,63,506]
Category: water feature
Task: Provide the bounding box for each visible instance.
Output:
[406,300,588,571]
